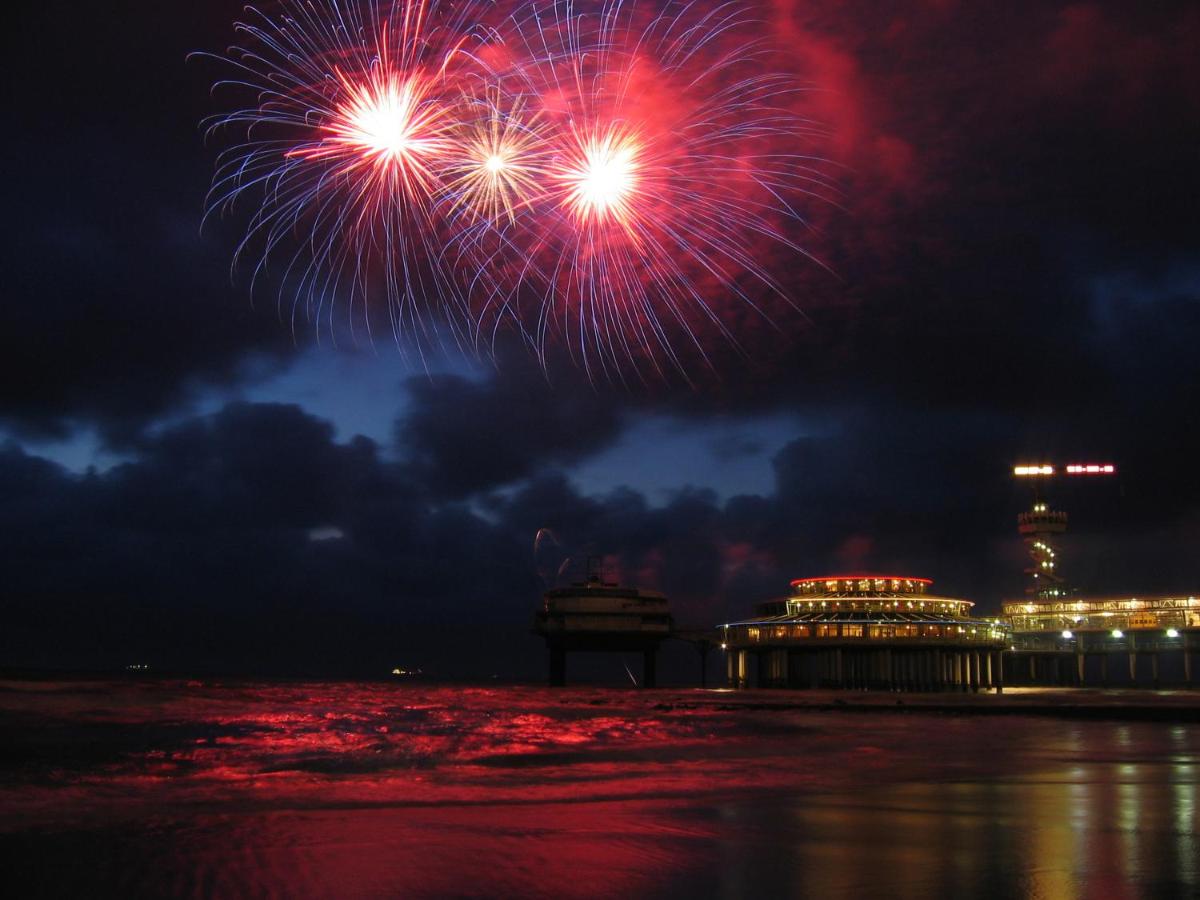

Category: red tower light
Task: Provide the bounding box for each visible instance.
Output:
[1064,464,1116,475]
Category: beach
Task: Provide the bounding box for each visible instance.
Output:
[1,679,1197,897]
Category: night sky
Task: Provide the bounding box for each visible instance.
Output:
[3,1,1197,679]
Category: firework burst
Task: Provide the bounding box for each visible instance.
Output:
[442,89,549,227]
[288,59,448,191]
[465,0,838,380]
[199,0,486,352]
[557,124,643,232]
[198,0,836,376]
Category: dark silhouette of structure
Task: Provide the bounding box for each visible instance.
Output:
[533,567,672,687]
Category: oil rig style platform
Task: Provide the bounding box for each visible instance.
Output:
[533,566,673,687]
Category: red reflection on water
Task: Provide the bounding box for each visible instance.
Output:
[0,681,1197,897]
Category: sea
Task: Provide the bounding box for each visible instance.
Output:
[0,679,1197,898]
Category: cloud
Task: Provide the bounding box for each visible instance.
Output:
[0,1,307,443]
[3,387,1199,675]
[397,369,624,498]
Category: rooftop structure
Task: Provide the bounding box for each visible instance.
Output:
[722,575,1008,691]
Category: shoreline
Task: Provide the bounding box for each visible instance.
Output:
[3,675,1198,723]
[649,686,1200,722]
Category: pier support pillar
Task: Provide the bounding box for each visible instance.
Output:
[1128,651,1138,686]
[994,651,1004,694]
[1077,652,1086,686]
[643,649,657,689]
[1151,652,1160,689]
[549,647,566,687]
[1100,652,1108,687]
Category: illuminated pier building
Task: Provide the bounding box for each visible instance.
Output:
[1004,463,1200,686]
[722,576,1008,691]
[534,573,672,687]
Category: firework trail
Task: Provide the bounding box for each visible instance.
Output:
[198,0,835,376]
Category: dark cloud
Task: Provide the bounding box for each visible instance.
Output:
[749,0,1200,409]
[709,432,767,462]
[0,403,537,674]
[398,369,623,498]
[2,392,1197,675]
[0,2,300,443]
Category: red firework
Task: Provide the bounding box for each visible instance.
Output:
[199,0,835,376]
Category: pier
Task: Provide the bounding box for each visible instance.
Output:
[533,575,672,687]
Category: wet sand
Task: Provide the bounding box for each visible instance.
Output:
[1,680,1197,897]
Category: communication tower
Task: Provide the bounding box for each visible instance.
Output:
[1012,463,1116,598]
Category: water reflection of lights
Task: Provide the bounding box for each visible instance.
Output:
[2,682,1197,897]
